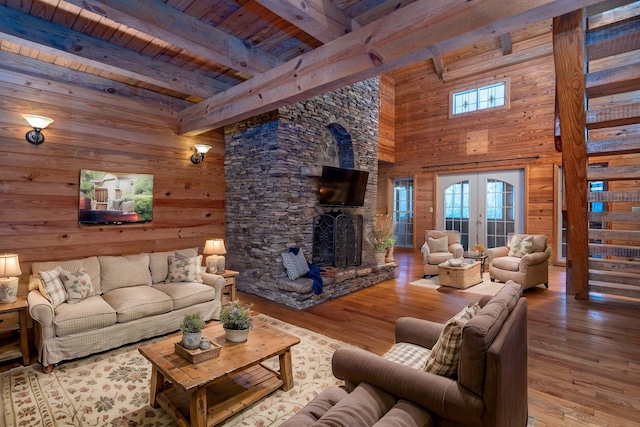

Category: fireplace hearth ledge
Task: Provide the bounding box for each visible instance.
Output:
[269,262,398,310]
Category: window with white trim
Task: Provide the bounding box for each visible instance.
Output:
[452,81,507,115]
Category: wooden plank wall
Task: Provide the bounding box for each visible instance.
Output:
[378,74,395,163]
[0,71,226,297]
[379,56,562,254]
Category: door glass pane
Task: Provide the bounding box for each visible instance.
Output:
[393,178,414,248]
[486,179,515,248]
[445,181,469,249]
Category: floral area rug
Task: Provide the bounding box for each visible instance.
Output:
[1,314,345,427]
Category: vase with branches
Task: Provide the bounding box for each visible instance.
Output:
[368,214,396,264]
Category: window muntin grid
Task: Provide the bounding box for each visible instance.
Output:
[453,82,506,115]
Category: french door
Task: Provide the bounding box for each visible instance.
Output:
[437,170,524,250]
[392,178,414,248]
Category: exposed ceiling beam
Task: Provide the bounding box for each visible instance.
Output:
[500,33,513,54]
[433,55,445,79]
[64,0,282,76]
[179,0,604,135]
[354,0,417,26]
[0,5,228,97]
[0,49,192,110]
[255,0,357,43]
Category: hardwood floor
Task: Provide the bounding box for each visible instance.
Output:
[242,249,640,427]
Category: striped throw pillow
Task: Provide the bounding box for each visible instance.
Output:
[38,267,67,308]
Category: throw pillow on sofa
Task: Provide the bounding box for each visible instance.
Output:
[38,266,67,308]
[166,255,200,283]
[59,268,96,304]
[424,301,480,377]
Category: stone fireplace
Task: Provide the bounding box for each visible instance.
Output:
[224,77,395,309]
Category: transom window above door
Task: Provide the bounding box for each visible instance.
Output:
[450,79,510,117]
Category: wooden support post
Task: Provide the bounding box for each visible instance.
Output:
[553,10,589,299]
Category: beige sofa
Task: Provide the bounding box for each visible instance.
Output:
[27,248,225,372]
[283,281,528,427]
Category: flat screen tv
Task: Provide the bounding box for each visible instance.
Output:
[79,170,153,225]
[319,166,369,207]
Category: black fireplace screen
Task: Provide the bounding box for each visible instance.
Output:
[312,212,363,267]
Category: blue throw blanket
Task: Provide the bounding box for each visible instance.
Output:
[289,247,324,295]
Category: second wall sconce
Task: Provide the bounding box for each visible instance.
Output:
[23,114,54,145]
[191,144,212,164]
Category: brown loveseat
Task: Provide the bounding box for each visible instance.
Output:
[282,281,528,427]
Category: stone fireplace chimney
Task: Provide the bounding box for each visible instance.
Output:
[224,78,385,308]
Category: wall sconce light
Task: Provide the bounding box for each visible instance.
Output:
[203,238,227,273]
[0,254,21,304]
[191,144,212,164]
[23,114,54,145]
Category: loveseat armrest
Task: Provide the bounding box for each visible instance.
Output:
[331,347,483,423]
[395,317,443,349]
[201,271,225,300]
[487,246,508,264]
[28,290,56,339]
[519,247,551,271]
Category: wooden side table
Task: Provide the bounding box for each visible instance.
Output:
[0,297,29,366]
[221,270,239,302]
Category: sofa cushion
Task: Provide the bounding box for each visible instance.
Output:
[427,235,448,253]
[102,286,173,323]
[99,253,152,292]
[32,256,101,294]
[54,295,117,337]
[38,267,67,308]
[424,301,480,377]
[458,281,523,396]
[491,256,521,272]
[280,386,350,426]
[153,282,215,310]
[383,342,431,369]
[427,252,453,265]
[373,400,433,427]
[148,248,198,284]
[59,268,96,304]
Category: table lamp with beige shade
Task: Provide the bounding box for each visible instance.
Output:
[204,238,226,274]
[0,254,21,303]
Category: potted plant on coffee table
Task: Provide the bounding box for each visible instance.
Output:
[180,312,206,350]
[220,300,253,342]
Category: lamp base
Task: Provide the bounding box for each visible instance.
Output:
[26,130,45,145]
[206,255,226,274]
[0,277,19,304]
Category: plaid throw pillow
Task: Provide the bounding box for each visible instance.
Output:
[424,301,480,377]
[59,268,96,304]
[38,267,67,308]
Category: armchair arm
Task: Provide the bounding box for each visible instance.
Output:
[449,243,464,258]
[201,271,226,300]
[420,241,430,262]
[331,347,483,423]
[519,247,551,271]
[487,246,508,264]
[28,290,56,340]
[395,317,443,349]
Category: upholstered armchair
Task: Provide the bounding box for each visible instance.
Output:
[487,234,550,289]
[283,281,528,427]
[420,230,464,276]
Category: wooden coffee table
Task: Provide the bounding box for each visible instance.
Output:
[139,319,300,427]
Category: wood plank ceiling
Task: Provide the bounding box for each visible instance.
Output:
[0,0,622,135]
